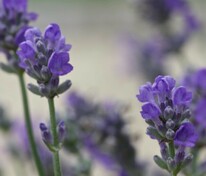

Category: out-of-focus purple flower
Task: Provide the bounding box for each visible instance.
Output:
[174,122,198,147]
[182,68,206,147]
[17,23,73,98]
[137,0,173,24]
[83,137,117,171]
[194,99,206,127]
[65,91,146,176]
[0,0,37,73]
[0,0,37,48]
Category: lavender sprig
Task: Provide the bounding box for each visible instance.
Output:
[137,75,198,176]
[17,23,73,176]
[0,0,44,175]
[17,23,73,98]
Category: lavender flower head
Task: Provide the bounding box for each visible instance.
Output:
[137,75,198,174]
[0,0,37,73]
[17,23,73,98]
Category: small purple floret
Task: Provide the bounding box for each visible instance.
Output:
[173,86,192,105]
[141,103,161,121]
[174,122,198,147]
[48,52,73,76]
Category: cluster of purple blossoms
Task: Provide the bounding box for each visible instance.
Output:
[17,23,73,98]
[137,75,198,175]
[0,0,37,73]
[182,68,206,147]
[65,91,145,176]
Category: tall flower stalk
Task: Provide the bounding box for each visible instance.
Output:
[17,23,73,176]
[0,0,44,175]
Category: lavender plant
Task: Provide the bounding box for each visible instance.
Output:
[17,23,73,176]
[0,0,45,175]
[136,75,198,176]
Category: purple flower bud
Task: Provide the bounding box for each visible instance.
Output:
[164,106,174,120]
[167,157,176,171]
[166,129,175,140]
[182,154,193,167]
[174,122,198,147]
[175,150,185,164]
[160,143,169,160]
[57,121,66,143]
[166,119,175,129]
[39,123,52,144]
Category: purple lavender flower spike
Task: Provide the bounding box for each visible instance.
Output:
[17,23,73,98]
[137,75,197,174]
[174,122,198,147]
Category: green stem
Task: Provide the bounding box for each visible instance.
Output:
[171,172,177,176]
[168,141,176,176]
[191,149,199,176]
[18,73,45,176]
[48,98,62,176]
[169,141,175,158]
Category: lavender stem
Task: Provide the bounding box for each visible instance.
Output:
[48,98,62,176]
[18,72,45,176]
